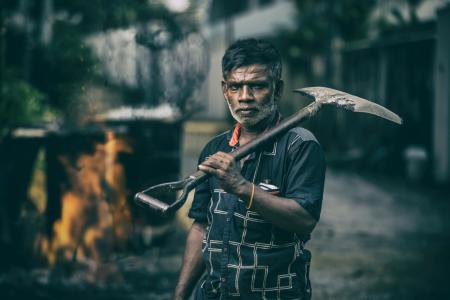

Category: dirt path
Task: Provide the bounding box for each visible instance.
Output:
[308,169,450,299]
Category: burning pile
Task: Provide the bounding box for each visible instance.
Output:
[38,131,133,265]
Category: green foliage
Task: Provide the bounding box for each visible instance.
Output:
[334,0,376,41]
[374,0,430,37]
[55,0,172,32]
[31,23,97,110]
[273,0,376,76]
[0,74,56,136]
[1,0,189,129]
[54,0,196,37]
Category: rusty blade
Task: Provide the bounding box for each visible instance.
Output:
[294,87,403,125]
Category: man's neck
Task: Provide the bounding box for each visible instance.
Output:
[239,111,277,145]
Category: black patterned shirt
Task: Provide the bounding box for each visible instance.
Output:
[188,122,326,300]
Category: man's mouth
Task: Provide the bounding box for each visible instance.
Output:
[236,108,258,115]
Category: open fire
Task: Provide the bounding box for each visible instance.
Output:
[38,131,133,265]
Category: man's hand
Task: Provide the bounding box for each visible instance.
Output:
[174,222,206,300]
[198,151,249,195]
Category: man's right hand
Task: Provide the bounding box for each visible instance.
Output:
[173,222,206,300]
[198,151,250,196]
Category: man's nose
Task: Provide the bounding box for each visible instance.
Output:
[239,85,254,101]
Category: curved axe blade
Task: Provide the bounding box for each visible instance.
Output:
[294,87,403,125]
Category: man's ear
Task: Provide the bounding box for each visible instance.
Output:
[221,80,228,101]
[275,80,284,101]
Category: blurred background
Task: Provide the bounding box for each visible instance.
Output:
[1,0,449,299]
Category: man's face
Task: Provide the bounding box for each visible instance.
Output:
[222,64,282,130]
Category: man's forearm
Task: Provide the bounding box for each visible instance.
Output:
[237,182,316,236]
[174,221,206,300]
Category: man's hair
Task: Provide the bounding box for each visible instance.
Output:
[222,38,282,81]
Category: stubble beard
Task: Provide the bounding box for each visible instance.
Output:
[227,99,277,129]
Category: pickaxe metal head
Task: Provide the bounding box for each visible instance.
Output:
[294,86,403,125]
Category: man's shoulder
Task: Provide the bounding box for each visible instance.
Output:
[287,127,318,142]
[282,127,320,151]
[200,129,231,157]
[205,129,230,147]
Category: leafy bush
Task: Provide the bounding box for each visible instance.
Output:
[0,77,56,137]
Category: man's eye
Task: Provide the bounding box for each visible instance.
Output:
[250,84,266,90]
[228,85,239,91]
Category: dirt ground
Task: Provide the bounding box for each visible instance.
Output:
[1,168,449,300]
[309,169,450,300]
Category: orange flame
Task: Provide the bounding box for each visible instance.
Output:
[41,131,133,265]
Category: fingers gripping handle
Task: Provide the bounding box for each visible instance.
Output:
[135,192,170,213]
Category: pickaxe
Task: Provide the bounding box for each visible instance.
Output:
[134,87,402,215]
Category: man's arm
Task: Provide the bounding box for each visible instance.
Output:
[174,221,206,300]
[199,144,324,236]
[237,183,316,236]
[198,165,314,235]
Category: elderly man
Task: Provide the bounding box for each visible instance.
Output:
[174,39,326,300]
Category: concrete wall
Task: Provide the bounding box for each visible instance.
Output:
[433,6,450,183]
[195,22,229,121]
[231,0,296,40]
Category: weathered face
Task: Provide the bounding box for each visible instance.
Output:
[222,64,282,130]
